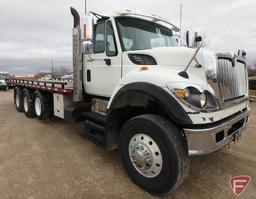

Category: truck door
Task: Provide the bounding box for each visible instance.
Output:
[84,20,122,97]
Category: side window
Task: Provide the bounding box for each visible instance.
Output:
[94,23,105,54]
[106,21,118,56]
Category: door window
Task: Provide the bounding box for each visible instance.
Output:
[106,21,118,56]
[94,23,105,54]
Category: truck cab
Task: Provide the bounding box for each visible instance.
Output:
[77,9,249,150]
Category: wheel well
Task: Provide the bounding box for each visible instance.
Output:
[105,91,180,150]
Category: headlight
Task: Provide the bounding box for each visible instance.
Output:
[172,86,218,111]
[200,92,207,108]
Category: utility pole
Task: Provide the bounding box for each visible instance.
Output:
[179,4,183,38]
[51,59,54,80]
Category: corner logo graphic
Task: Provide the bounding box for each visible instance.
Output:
[229,175,251,195]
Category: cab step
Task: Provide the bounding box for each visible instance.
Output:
[85,120,104,133]
[81,112,106,147]
[83,128,105,147]
[82,111,106,125]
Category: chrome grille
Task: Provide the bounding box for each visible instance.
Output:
[217,58,247,102]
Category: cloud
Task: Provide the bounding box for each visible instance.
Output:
[0,0,255,74]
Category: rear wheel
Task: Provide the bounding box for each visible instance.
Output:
[14,87,24,112]
[119,114,190,194]
[23,89,36,118]
[33,91,53,120]
[34,96,42,117]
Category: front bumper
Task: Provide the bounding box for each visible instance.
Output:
[184,109,250,155]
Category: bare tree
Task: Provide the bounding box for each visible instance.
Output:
[53,67,72,79]
[34,72,51,78]
[34,67,72,79]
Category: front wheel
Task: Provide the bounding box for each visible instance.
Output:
[119,114,190,194]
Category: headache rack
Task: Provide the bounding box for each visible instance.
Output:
[7,79,73,94]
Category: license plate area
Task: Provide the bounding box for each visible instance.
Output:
[231,131,241,143]
[228,119,245,136]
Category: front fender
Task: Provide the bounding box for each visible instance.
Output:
[107,82,192,125]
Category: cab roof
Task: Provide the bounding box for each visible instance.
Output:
[114,9,180,32]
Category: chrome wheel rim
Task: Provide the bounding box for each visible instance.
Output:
[15,93,20,108]
[24,96,29,113]
[129,133,163,178]
[35,97,42,116]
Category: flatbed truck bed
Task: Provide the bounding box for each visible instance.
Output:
[7,79,73,94]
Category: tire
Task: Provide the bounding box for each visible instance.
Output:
[23,89,36,118]
[119,114,190,194]
[14,87,24,112]
[33,91,53,120]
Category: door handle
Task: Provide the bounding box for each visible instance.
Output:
[104,59,111,66]
[87,57,111,66]
[87,70,91,82]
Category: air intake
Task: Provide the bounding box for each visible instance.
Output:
[128,54,157,65]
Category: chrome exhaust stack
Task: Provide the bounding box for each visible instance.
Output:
[70,7,83,102]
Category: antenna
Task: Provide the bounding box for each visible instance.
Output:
[51,59,54,79]
[85,0,87,15]
[179,4,183,38]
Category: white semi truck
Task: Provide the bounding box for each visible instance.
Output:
[7,8,250,194]
[0,72,9,90]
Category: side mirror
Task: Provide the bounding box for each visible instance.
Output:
[81,15,94,54]
[186,31,203,48]
[238,49,246,58]
[81,40,94,54]
[81,16,94,40]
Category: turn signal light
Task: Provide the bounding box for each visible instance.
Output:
[175,89,186,98]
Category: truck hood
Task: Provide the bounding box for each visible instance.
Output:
[122,46,208,88]
[126,47,203,67]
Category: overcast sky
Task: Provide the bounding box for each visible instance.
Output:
[0,0,255,74]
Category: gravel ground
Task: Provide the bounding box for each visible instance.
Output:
[0,90,255,199]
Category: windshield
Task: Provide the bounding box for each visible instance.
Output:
[116,17,178,51]
[0,75,5,80]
